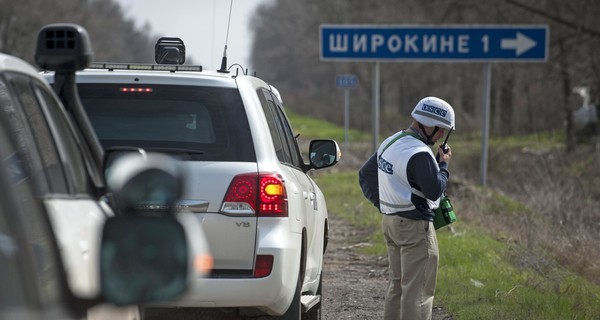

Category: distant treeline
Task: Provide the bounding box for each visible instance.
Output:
[250,0,600,150]
[0,0,156,65]
[3,0,598,150]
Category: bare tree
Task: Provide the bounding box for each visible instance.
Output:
[0,0,156,65]
[250,0,600,148]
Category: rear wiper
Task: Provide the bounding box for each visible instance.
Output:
[139,147,205,155]
[105,146,146,153]
[104,146,204,156]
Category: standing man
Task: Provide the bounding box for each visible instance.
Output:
[358,96,455,320]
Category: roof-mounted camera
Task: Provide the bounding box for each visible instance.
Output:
[155,37,186,65]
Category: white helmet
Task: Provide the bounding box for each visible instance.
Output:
[411,97,455,130]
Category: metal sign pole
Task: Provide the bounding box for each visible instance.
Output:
[480,63,492,187]
[335,74,358,152]
[372,62,380,153]
[344,88,350,151]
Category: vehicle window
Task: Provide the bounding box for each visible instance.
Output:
[34,83,92,195]
[272,98,302,168]
[0,188,27,308]
[268,99,294,164]
[0,123,63,309]
[78,84,255,162]
[258,89,304,168]
[258,89,288,162]
[0,75,54,194]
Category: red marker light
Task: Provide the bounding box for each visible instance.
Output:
[119,87,153,93]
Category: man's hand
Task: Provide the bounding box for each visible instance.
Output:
[437,145,452,163]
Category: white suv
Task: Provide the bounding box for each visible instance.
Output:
[60,39,340,319]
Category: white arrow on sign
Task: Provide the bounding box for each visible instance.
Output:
[501,32,536,56]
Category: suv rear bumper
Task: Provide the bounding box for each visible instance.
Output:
[149,221,302,316]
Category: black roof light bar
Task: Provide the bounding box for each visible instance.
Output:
[88,62,202,72]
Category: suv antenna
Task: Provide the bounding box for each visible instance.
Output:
[217,0,234,73]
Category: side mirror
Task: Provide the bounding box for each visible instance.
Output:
[100,215,188,305]
[100,152,191,305]
[309,139,341,169]
[106,152,183,214]
[35,23,93,72]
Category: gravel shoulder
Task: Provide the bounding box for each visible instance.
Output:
[322,213,453,320]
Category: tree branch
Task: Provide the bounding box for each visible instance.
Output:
[504,0,600,38]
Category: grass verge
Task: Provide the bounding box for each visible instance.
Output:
[315,170,600,319]
[286,109,370,142]
[436,224,600,319]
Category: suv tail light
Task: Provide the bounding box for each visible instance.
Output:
[221,173,288,217]
[254,255,274,278]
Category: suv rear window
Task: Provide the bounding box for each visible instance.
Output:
[78,84,255,162]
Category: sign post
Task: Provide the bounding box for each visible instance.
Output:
[335,74,358,151]
[320,24,548,186]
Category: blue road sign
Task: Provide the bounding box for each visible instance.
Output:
[320,25,548,62]
[336,74,358,88]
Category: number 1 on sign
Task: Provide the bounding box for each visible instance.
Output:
[481,35,489,53]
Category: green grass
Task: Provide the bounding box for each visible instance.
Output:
[312,170,388,255]
[296,111,600,318]
[286,109,370,142]
[312,171,379,228]
[288,105,565,152]
[436,224,600,319]
[482,190,536,217]
[316,170,600,319]
[491,130,565,150]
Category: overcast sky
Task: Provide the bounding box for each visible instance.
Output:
[114,0,270,70]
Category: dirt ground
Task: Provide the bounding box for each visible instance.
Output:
[143,213,453,320]
[322,213,453,320]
